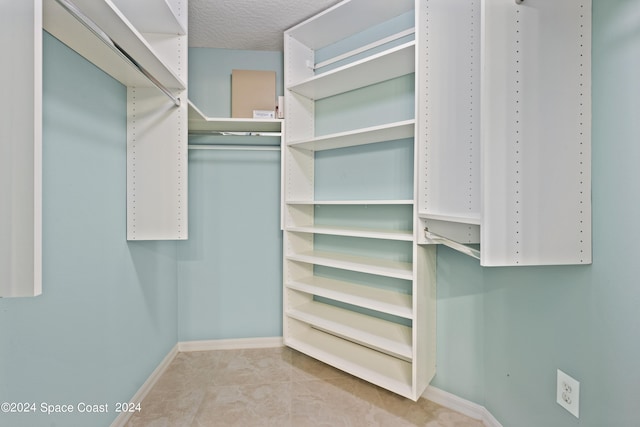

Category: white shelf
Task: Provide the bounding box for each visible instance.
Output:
[287,250,413,280]
[188,101,282,133]
[286,200,414,206]
[419,213,481,226]
[286,327,414,399]
[43,0,185,90]
[112,0,185,35]
[287,276,412,319]
[287,225,413,241]
[288,41,415,100]
[289,120,415,151]
[288,301,412,361]
[286,0,414,50]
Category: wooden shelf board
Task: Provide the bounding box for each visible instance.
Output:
[289,120,415,151]
[287,250,413,280]
[287,275,412,319]
[288,42,415,100]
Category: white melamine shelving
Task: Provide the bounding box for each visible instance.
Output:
[1,0,42,297]
[187,100,282,133]
[286,225,413,241]
[43,0,185,90]
[287,326,414,399]
[289,120,415,151]
[43,0,188,241]
[288,42,415,101]
[111,0,185,35]
[287,251,413,281]
[417,0,592,266]
[283,0,436,401]
[286,200,414,206]
[286,276,412,319]
[288,301,413,361]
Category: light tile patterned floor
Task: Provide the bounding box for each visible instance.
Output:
[125,347,484,427]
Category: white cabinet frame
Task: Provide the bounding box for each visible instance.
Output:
[0,0,43,297]
[417,0,591,266]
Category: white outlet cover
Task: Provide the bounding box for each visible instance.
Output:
[557,369,580,418]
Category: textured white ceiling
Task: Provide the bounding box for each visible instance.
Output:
[188,0,342,51]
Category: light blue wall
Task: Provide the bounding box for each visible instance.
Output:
[188,48,283,117]
[177,48,283,341]
[431,1,640,426]
[0,33,178,427]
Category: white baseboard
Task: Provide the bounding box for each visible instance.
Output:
[423,386,503,427]
[178,336,284,352]
[110,343,179,427]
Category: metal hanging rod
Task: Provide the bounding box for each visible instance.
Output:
[424,228,481,260]
[188,131,282,137]
[53,0,181,107]
[188,144,281,151]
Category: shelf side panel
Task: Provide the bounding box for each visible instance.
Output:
[481,0,591,266]
[127,87,188,240]
[417,0,481,222]
[0,0,43,297]
[413,244,437,397]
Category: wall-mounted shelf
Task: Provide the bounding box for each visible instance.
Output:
[417,0,592,266]
[288,120,414,151]
[111,0,185,35]
[43,0,185,90]
[187,100,282,133]
[287,42,415,101]
[43,0,188,241]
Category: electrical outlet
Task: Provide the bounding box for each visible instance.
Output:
[557,369,580,418]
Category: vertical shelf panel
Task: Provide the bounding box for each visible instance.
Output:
[125,0,188,241]
[481,0,591,265]
[0,0,43,297]
[127,87,188,240]
[418,0,480,225]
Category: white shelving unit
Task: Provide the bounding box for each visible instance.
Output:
[283,0,436,401]
[187,100,282,133]
[43,0,189,241]
[417,0,592,266]
[1,0,43,297]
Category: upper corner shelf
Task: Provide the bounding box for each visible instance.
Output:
[287,41,415,100]
[188,101,282,133]
[285,0,414,50]
[43,0,186,91]
[111,0,186,35]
